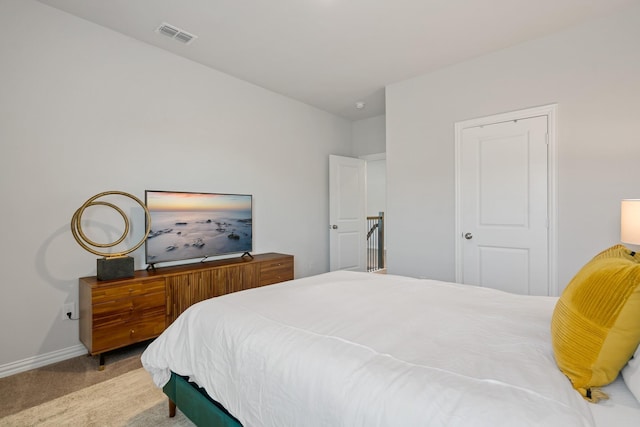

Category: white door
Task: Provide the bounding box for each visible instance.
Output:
[458,115,549,295]
[329,155,366,271]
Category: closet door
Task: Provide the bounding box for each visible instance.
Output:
[459,115,549,296]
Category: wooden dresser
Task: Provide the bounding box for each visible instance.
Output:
[79,253,293,368]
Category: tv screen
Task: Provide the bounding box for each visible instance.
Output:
[145,190,252,266]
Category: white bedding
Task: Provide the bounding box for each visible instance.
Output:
[142,271,599,426]
[591,376,640,426]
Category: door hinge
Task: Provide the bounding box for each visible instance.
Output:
[545,133,549,145]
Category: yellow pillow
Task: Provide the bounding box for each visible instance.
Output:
[551,244,640,402]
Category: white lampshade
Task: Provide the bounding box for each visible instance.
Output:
[621,199,640,245]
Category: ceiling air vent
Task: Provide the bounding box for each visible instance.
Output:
[156,23,197,45]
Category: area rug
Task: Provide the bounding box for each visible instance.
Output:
[1,368,194,426]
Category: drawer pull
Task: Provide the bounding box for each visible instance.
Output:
[267,262,284,267]
[130,329,135,336]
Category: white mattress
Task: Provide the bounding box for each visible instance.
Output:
[142,271,636,426]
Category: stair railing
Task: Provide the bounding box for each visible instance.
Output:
[366,212,385,272]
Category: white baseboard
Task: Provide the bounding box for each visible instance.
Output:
[0,344,88,379]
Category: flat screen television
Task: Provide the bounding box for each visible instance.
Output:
[145,190,252,266]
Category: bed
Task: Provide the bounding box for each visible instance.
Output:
[142,269,640,427]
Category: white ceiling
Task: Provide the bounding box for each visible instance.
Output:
[37,0,638,121]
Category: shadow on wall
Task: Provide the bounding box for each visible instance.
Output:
[31,220,139,359]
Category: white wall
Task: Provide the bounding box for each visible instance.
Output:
[365,157,386,218]
[352,114,386,156]
[0,0,352,372]
[352,115,387,218]
[386,4,640,293]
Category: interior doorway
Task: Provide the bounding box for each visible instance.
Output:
[328,153,387,273]
[362,153,386,273]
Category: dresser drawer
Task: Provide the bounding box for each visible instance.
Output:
[92,301,165,328]
[92,290,165,320]
[259,257,293,286]
[92,312,165,354]
[91,279,165,304]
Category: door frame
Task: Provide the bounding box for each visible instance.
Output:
[454,104,559,295]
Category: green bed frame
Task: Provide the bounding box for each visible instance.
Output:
[163,372,242,427]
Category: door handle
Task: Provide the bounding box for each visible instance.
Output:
[464,232,473,240]
[330,225,338,229]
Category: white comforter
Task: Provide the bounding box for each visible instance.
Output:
[142,271,594,426]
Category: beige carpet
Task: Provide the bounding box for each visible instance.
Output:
[0,342,151,418]
[1,368,194,427]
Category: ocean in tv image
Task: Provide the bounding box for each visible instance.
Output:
[145,192,252,264]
